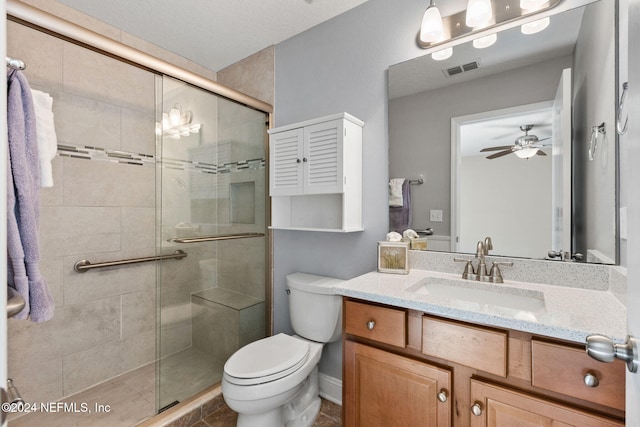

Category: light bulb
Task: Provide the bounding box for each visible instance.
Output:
[473,33,497,48]
[521,17,550,34]
[420,2,444,43]
[466,0,493,28]
[431,47,453,61]
[520,0,547,10]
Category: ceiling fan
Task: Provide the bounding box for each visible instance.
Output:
[480,125,550,159]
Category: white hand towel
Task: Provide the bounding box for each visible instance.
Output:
[389,178,405,207]
[30,89,58,188]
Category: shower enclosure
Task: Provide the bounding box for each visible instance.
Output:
[156,76,269,410]
[5,3,270,425]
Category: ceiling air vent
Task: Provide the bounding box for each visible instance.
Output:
[443,60,481,77]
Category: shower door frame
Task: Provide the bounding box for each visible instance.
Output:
[5,0,274,401]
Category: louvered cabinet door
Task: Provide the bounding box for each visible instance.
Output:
[303,119,344,194]
[269,128,304,196]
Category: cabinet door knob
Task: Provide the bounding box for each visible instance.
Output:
[366,320,376,330]
[437,389,448,403]
[583,372,600,387]
[296,158,302,163]
[303,157,308,162]
[471,402,483,416]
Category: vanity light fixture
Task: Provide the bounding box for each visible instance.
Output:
[473,32,497,48]
[432,47,453,61]
[466,0,493,28]
[420,0,445,43]
[417,0,560,50]
[521,16,550,34]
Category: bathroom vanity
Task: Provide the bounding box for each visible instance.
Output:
[337,264,626,426]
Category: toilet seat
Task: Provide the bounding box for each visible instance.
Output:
[224,334,310,386]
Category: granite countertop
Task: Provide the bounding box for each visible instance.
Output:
[333,269,627,344]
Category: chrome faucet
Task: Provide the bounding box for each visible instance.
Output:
[454,237,512,283]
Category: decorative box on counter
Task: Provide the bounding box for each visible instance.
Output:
[377,241,410,274]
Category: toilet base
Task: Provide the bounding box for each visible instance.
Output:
[234,366,321,427]
[283,366,321,427]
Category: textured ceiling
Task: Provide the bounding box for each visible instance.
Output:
[57,0,370,71]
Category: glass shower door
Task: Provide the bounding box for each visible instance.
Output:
[156,75,268,411]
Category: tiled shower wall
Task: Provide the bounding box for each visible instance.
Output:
[6,20,158,404]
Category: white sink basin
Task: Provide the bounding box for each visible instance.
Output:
[406,276,546,313]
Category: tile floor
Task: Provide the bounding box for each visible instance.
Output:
[7,346,341,427]
[196,398,342,427]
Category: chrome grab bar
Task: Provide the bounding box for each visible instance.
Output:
[74,250,187,273]
[171,232,265,244]
[7,287,26,318]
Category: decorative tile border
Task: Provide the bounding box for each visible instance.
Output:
[57,144,266,174]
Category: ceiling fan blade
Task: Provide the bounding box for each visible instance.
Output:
[486,149,513,159]
[536,150,547,156]
[480,145,514,152]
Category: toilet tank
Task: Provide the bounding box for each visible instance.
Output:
[287,273,344,343]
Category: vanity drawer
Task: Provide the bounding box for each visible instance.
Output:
[345,300,406,347]
[422,316,508,377]
[531,340,625,411]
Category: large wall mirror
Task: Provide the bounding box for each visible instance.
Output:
[388,0,617,264]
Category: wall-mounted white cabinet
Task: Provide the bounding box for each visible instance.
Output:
[269,113,364,232]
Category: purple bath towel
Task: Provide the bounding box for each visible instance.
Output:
[7,69,54,322]
[389,179,411,233]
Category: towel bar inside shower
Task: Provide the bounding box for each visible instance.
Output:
[74,250,187,273]
[170,232,265,243]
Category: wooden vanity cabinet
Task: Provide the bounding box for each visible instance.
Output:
[343,298,625,427]
[343,300,451,426]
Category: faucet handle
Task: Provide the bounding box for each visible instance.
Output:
[489,261,513,283]
[454,258,476,279]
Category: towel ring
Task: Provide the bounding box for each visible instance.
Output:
[617,82,629,135]
[589,122,606,161]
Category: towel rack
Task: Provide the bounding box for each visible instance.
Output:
[6,56,25,70]
[74,250,187,273]
[171,232,265,244]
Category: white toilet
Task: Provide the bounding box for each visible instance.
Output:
[221,272,343,427]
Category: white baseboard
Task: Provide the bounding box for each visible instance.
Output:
[318,373,342,406]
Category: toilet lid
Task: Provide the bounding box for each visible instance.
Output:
[224,334,310,385]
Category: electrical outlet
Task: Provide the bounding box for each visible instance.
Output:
[430,209,443,222]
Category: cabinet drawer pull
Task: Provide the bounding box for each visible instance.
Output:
[367,320,376,330]
[583,372,600,388]
[437,389,448,403]
[471,402,483,416]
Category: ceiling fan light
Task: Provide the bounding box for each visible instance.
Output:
[466,0,493,28]
[420,2,445,43]
[521,17,550,34]
[431,47,453,61]
[515,147,539,158]
[473,33,497,49]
